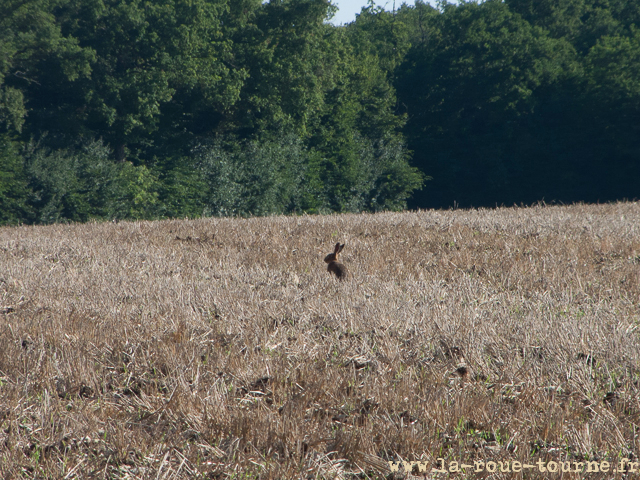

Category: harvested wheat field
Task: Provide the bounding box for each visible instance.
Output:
[1,203,640,479]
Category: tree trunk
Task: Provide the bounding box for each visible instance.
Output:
[115,143,126,162]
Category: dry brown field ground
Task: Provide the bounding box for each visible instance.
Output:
[1,203,640,479]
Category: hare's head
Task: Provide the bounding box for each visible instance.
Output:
[324,242,344,264]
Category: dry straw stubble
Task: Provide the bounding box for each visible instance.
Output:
[0,203,639,479]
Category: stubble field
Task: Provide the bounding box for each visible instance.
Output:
[1,203,639,479]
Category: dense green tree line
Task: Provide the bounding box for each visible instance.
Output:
[388,0,640,208]
[1,0,638,224]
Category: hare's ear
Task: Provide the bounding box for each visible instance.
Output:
[336,243,345,254]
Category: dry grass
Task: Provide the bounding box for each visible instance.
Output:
[1,203,639,479]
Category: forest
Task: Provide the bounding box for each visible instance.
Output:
[1,0,639,224]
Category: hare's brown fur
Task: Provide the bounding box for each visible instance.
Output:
[324,243,348,280]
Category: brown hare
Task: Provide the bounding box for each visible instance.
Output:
[324,242,347,280]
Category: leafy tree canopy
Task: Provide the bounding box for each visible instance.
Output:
[1,0,638,225]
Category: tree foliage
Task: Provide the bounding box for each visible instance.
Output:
[389,0,638,208]
[0,0,638,225]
